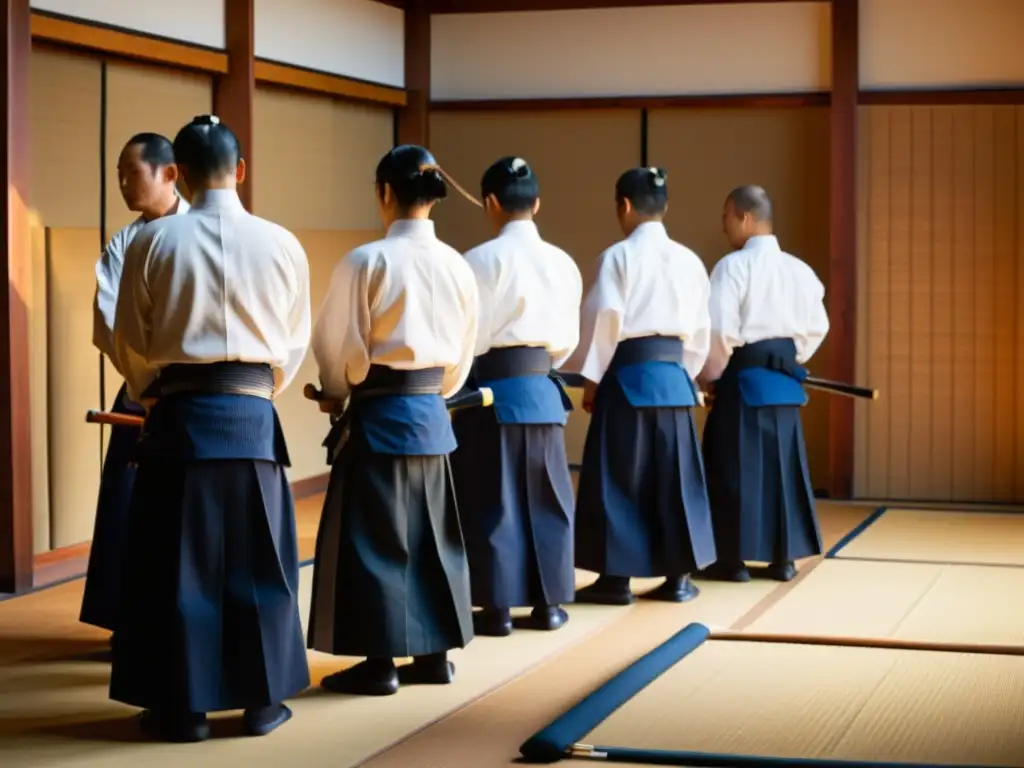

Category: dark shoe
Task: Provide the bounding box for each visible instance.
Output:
[642,575,700,603]
[575,575,635,606]
[762,560,797,582]
[321,659,399,696]
[398,652,455,685]
[243,704,292,736]
[697,561,751,583]
[473,608,513,637]
[138,710,210,743]
[516,605,569,631]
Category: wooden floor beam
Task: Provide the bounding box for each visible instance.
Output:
[214,0,255,211]
[827,0,859,499]
[396,0,430,147]
[0,0,35,594]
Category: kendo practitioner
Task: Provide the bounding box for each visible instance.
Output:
[573,167,717,606]
[698,185,829,583]
[450,156,582,637]
[307,145,479,696]
[109,116,312,742]
[80,133,189,639]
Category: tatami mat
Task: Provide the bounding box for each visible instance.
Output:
[0,565,628,768]
[744,558,1024,645]
[587,640,1024,765]
[833,508,1024,566]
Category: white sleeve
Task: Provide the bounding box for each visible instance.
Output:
[578,247,626,384]
[797,272,830,364]
[92,232,126,364]
[683,262,712,382]
[445,268,480,398]
[278,237,312,395]
[463,249,496,358]
[551,258,583,370]
[311,251,373,402]
[702,256,746,383]
[112,231,159,402]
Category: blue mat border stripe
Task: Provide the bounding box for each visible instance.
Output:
[824,505,888,558]
[519,622,1006,768]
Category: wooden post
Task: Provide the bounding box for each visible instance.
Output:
[396,0,430,147]
[0,0,34,594]
[827,0,859,499]
[214,0,255,211]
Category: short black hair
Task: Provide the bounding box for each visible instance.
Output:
[480,156,539,214]
[726,185,773,223]
[172,115,241,181]
[124,132,174,171]
[615,167,668,216]
[375,144,447,209]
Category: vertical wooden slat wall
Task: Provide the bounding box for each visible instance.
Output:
[855,105,1024,503]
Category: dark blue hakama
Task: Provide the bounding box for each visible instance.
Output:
[702,338,822,565]
[575,337,717,578]
[109,364,310,715]
[450,347,576,611]
[80,383,145,632]
[307,366,474,659]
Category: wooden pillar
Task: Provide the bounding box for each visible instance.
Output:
[214,0,255,211]
[396,0,430,147]
[0,0,34,594]
[827,0,859,499]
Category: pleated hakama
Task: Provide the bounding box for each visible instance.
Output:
[80,383,145,631]
[702,338,823,564]
[575,337,717,578]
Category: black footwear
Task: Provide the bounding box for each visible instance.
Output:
[321,659,399,696]
[762,560,797,582]
[473,608,513,637]
[397,653,455,685]
[697,561,751,583]
[243,704,292,736]
[516,605,569,631]
[575,576,635,606]
[641,575,700,603]
[138,710,210,743]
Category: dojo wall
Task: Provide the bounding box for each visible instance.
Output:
[431,2,832,99]
[252,86,394,481]
[852,0,1024,503]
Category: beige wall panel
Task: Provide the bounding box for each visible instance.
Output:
[253,87,393,231]
[47,229,104,548]
[432,3,831,100]
[855,105,1024,503]
[29,47,102,552]
[860,0,1024,89]
[104,62,212,236]
[646,108,831,489]
[275,229,383,481]
[29,217,50,554]
[429,109,642,466]
[28,47,101,229]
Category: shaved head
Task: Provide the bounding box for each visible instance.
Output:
[725,185,773,224]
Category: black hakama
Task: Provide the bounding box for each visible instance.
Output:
[79,383,145,632]
[109,363,310,724]
[701,338,822,580]
[575,337,717,604]
[307,366,473,693]
[450,347,576,632]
